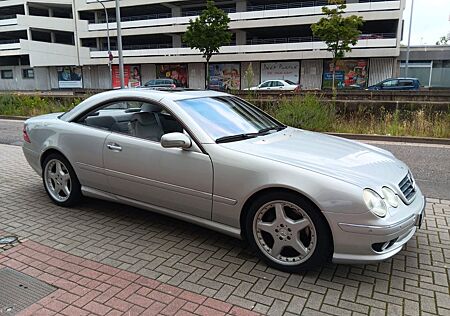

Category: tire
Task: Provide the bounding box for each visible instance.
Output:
[245,191,332,272]
[42,153,82,207]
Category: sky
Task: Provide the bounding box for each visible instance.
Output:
[401,0,450,45]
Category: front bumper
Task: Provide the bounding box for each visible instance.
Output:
[325,191,426,264]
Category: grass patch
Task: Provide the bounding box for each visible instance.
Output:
[0,93,448,138]
[265,95,450,138]
[0,94,81,117]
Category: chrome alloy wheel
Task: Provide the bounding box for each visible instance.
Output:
[44,159,72,203]
[253,200,317,265]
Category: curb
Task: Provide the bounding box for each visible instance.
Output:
[328,132,450,145]
[0,115,29,120]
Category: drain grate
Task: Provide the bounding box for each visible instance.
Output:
[0,268,56,315]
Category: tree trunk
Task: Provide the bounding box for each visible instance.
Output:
[206,56,211,90]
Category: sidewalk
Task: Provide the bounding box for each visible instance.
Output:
[0,143,449,316]
[0,236,258,316]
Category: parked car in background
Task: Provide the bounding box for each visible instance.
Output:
[367,78,420,91]
[144,78,181,89]
[22,89,425,272]
[245,80,300,91]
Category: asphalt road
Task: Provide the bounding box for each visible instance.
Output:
[1,118,449,199]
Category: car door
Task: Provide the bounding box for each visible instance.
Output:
[258,81,271,90]
[102,100,213,219]
[381,79,399,90]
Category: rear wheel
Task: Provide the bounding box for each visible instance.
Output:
[42,153,81,207]
[245,191,332,272]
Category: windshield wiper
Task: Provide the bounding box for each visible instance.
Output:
[258,125,287,134]
[216,133,259,143]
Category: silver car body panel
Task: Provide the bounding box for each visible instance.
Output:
[22,89,425,263]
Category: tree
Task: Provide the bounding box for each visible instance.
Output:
[311,0,363,90]
[182,0,232,89]
[436,36,449,45]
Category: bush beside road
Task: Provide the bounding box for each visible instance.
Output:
[0,93,449,138]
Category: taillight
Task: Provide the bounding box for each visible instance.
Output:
[171,84,176,89]
[23,126,31,143]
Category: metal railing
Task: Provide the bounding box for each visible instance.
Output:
[246,33,396,45]
[93,12,172,24]
[182,7,236,17]
[92,43,172,51]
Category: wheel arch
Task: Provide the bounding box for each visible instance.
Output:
[40,148,71,169]
[239,187,334,252]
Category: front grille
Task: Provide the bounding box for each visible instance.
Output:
[399,172,416,201]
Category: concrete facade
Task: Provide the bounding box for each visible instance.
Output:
[0,0,406,90]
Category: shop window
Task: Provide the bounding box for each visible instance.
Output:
[1,70,13,79]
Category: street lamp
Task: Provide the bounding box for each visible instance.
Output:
[115,0,125,88]
[95,0,112,89]
[404,0,415,77]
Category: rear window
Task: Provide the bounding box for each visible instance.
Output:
[285,80,297,85]
[399,80,413,86]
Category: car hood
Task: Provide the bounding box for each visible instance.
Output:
[220,127,408,188]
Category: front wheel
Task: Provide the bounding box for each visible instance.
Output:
[42,153,81,207]
[245,192,332,272]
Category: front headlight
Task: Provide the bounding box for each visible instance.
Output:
[363,189,388,218]
[381,187,399,208]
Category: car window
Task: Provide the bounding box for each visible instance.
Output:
[274,81,284,87]
[382,79,399,87]
[145,80,155,86]
[155,80,165,85]
[259,81,270,88]
[177,96,282,141]
[399,80,413,86]
[77,101,184,142]
[285,80,296,85]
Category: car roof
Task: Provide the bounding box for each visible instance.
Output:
[60,88,230,122]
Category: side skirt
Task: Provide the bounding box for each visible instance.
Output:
[81,186,242,239]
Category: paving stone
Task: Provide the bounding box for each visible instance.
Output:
[0,144,449,316]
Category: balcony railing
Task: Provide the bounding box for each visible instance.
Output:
[93,12,172,24]
[92,43,172,51]
[182,7,236,17]
[247,1,328,11]
[246,33,396,45]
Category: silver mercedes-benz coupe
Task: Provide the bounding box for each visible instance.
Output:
[22,89,425,272]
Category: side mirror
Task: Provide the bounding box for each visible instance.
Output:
[161,132,192,149]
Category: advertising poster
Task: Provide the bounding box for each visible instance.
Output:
[112,65,141,89]
[158,64,188,87]
[57,66,83,89]
[261,61,300,83]
[322,59,369,89]
[208,63,240,91]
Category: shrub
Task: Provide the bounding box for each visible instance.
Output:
[274,94,335,132]
[0,94,81,117]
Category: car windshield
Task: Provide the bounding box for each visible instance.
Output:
[177,97,284,142]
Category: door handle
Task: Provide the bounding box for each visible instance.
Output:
[107,143,122,151]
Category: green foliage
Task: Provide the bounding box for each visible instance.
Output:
[311,0,363,89]
[0,94,80,117]
[182,0,231,86]
[274,95,336,132]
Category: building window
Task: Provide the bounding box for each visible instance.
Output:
[1,70,13,79]
[22,69,34,79]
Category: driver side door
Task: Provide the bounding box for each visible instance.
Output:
[102,100,213,219]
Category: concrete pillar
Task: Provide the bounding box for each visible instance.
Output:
[51,32,56,43]
[235,30,246,45]
[236,0,247,12]
[171,6,181,17]
[48,8,53,17]
[96,38,101,50]
[24,3,29,15]
[172,34,182,48]
[94,11,99,23]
